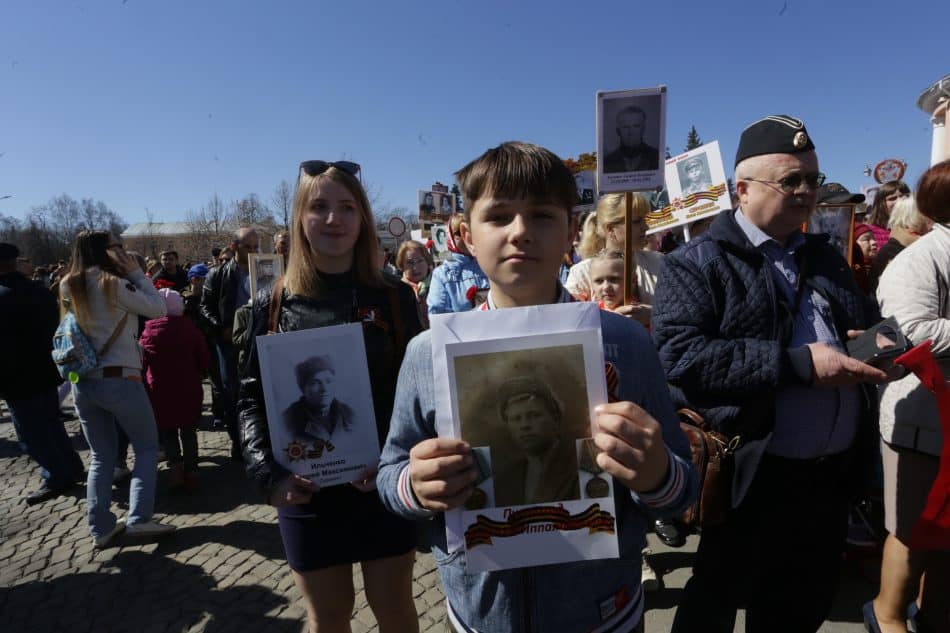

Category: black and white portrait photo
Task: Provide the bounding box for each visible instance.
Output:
[438,192,455,216]
[574,170,595,211]
[248,253,282,298]
[807,206,855,264]
[418,190,436,220]
[597,86,667,193]
[454,345,590,508]
[255,323,380,487]
[677,154,713,195]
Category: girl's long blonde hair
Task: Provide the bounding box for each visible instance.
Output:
[60,230,123,331]
[284,167,386,297]
[577,193,650,259]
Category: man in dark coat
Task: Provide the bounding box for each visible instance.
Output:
[200,227,258,459]
[151,250,188,292]
[653,115,888,633]
[0,243,84,504]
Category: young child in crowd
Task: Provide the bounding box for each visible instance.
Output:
[589,249,625,311]
[377,141,697,633]
[140,288,210,490]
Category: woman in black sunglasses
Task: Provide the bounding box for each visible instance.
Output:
[239,161,422,633]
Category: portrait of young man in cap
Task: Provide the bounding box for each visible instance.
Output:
[653,114,887,632]
[283,355,355,447]
[490,376,581,507]
[677,154,713,195]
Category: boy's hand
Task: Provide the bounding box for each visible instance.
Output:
[409,438,477,512]
[593,401,670,493]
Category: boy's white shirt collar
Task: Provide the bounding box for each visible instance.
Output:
[481,285,574,310]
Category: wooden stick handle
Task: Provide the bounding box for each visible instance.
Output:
[623,192,634,306]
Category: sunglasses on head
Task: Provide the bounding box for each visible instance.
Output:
[298,160,361,181]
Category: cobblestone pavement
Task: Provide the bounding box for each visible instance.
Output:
[1,390,878,632]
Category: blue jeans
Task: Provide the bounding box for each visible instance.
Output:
[6,387,83,489]
[73,378,159,538]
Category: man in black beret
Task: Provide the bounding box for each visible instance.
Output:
[652,116,888,632]
[0,243,84,504]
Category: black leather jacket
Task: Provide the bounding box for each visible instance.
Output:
[238,271,423,498]
[199,259,242,335]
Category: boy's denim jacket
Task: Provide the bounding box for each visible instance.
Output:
[377,308,698,633]
[426,252,490,315]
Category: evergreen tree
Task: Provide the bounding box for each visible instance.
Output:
[685,126,703,151]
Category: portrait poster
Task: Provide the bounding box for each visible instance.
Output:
[255,323,380,488]
[596,86,667,194]
[431,223,449,253]
[806,205,855,265]
[418,190,456,223]
[647,141,730,235]
[248,253,283,299]
[430,302,619,571]
[573,170,596,214]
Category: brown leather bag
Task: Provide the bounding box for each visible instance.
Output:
[677,408,740,529]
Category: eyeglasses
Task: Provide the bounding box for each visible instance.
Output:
[405,257,427,267]
[298,160,361,181]
[742,172,826,194]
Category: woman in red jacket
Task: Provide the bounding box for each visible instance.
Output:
[140,288,210,490]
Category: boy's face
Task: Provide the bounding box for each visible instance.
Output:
[461,195,574,306]
[589,258,624,309]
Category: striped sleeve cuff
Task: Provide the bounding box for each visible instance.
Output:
[633,446,687,509]
[397,463,434,517]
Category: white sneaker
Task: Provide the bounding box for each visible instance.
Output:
[641,549,659,592]
[94,521,126,549]
[113,466,132,483]
[125,520,177,538]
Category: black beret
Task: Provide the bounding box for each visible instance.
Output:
[0,242,20,261]
[817,182,865,205]
[735,115,815,167]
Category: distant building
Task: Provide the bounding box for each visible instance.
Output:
[121,221,276,264]
[917,75,950,166]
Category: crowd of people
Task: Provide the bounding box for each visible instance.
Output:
[1,113,948,633]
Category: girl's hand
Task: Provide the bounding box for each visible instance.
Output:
[268,474,320,507]
[107,248,140,277]
[351,466,378,492]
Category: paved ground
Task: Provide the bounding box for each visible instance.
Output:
[0,387,881,632]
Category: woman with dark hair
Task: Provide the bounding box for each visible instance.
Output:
[240,161,421,633]
[866,180,911,250]
[866,160,950,633]
[59,230,172,548]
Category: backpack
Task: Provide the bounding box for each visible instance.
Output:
[51,311,129,382]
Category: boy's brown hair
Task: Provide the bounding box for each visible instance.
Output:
[455,141,578,220]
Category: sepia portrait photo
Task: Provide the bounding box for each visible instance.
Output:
[455,345,590,508]
[430,303,618,571]
[255,323,380,487]
[597,86,667,193]
[248,253,283,299]
[807,205,855,264]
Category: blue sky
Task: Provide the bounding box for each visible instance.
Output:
[2,0,946,225]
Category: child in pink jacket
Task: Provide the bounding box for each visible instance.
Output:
[140,289,210,490]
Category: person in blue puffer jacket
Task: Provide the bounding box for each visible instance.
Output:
[427,214,489,315]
